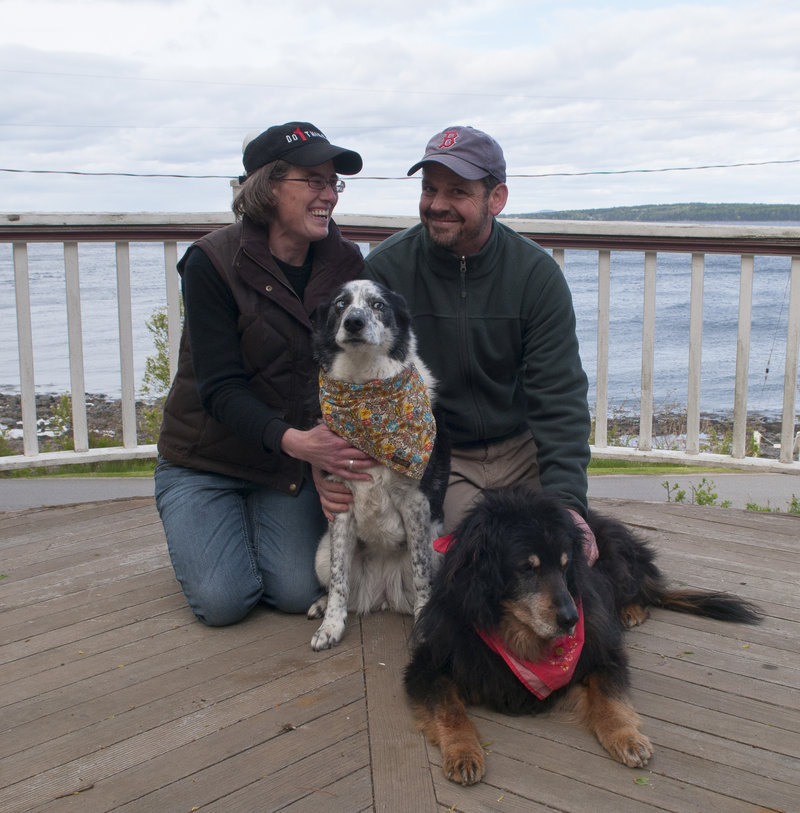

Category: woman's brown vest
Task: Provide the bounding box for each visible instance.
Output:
[157,217,363,493]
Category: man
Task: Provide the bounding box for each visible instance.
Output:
[364,126,596,554]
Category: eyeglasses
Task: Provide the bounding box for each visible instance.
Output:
[279,177,345,193]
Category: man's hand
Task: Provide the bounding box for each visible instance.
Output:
[313,466,357,521]
[567,508,598,566]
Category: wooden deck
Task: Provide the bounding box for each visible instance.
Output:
[1,495,798,813]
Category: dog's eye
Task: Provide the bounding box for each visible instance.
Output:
[371,300,385,311]
[334,299,347,310]
[527,554,540,571]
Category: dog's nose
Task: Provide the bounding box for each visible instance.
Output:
[555,597,579,632]
[343,310,366,334]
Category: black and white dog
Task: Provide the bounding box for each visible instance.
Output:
[307,279,449,651]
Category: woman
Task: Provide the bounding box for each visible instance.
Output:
[155,122,374,626]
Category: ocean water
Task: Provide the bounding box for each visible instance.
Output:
[563,248,796,417]
[0,239,797,417]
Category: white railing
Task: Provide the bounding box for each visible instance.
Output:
[1,212,799,474]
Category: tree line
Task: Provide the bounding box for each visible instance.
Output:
[512,203,800,222]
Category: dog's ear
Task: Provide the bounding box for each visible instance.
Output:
[437,505,510,631]
[384,288,413,362]
[311,301,336,371]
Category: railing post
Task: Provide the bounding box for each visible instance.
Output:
[594,250,611,448]
[64,241,89,452]
[115,242,137,448]
[639,251,657,451]
[13,241,39,457]
[732,255,754,458]
[686,253,705,455]
[163,241,181,385]
[779,255,800,463]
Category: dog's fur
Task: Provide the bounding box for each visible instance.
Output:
[404,485,762,785]
[307,279,449,651]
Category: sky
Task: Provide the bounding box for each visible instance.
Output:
[1,0,799,217]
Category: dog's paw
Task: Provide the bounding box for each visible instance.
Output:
[606,730,653,768]
[307,595,328,620]
[441,745,486,785]
[311,620,346,651]
[620,603,650,628]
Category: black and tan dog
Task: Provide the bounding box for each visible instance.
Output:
[404,485,761,785]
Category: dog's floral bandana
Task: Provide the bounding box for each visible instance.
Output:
[319,363,436,480]
[433,533,585,699]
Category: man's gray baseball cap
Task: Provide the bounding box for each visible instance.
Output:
[407,126,506,183]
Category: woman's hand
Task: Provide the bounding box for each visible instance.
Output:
[281,424,375,478]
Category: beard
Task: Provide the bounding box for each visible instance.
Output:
[421,201,492,256]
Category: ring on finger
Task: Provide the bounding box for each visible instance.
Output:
[348,459,354,472]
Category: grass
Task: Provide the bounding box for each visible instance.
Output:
[4,457,726,479]
[0,458,157,478]
[586,459,736,476]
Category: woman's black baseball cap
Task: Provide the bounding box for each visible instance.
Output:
[242,122,362,176]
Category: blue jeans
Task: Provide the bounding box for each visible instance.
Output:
[154,457,326,626]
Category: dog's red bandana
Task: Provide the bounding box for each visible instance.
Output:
[433,533,585,699]
[475,607,584,699]
[319,363,436,480]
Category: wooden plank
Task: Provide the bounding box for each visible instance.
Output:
[471,712,792,813]
[642,720,800,810]
[442,715,695,813]
[628,654,800,719]
[0,505,162,568]
[0,568,179,642]
[198,730,370,812]
[4,649,365,812]
[66,667,363,808]
[277,765,373,813]
[1,532,169,609]
[362,612,439,813]
[1,496,798,812]
[597,499,800,545]
[34,679,367,813]
[626,620,799,690]
[0,615,331,757]
[1,611,314,729]
[0,497,156,541]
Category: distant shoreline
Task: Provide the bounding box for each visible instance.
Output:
[509,202,800,223]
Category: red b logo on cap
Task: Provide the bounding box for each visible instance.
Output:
[437,131,459,149]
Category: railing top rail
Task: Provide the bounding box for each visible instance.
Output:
[2,212,800,255]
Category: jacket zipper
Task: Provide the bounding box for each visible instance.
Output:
[458,256,485,439]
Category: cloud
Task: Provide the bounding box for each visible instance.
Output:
[1,0,798,214]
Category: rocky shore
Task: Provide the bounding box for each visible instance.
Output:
[0,392,787,459]
[0,393,163,454]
